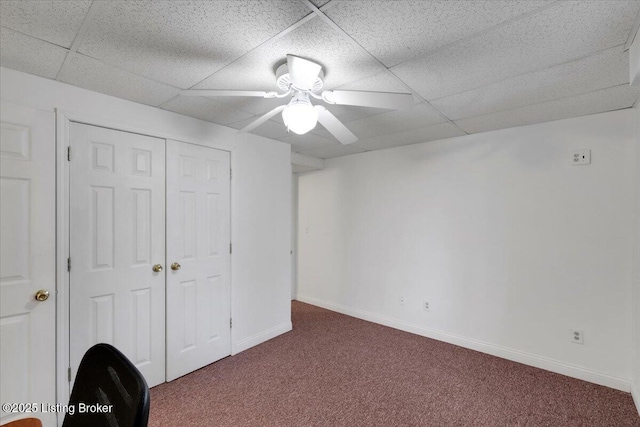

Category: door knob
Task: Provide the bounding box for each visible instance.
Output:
[152,264,163,273]
[171,262,181,271]
[35,290,49,302]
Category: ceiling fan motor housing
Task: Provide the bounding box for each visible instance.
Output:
[276,62,324,92]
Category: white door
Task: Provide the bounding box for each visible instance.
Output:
[166,140,231,381]
[0,103,56,426]
[69,123,166,387]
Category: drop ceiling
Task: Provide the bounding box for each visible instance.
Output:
[1,0,639,159]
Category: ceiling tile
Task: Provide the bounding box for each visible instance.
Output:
[432,45,630,120]
[270,113,286,125]
[161,96,253,126]
[215,96,287,116]
[0,0,91,48]
[327,0,553,67]
[281,132,336,151]
[0,26,68,79]
[310,0,332,7]
[392,1,640,100]
[58,53,180,106]
[352,122,465,151]
[308,126,334,140]
[298,143,366,159]
[227,116,291,140]
[344,103,447,139]
[78,1,311,88]
[195,17,385,92]
[455,84,640,134]
[336,70,411,93]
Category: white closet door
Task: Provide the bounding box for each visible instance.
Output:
[69,123,166,387]
[166,140,231,381]
[0,103,56,426]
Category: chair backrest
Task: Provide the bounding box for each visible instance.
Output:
[62,343,150,427]
[2,418,42,427]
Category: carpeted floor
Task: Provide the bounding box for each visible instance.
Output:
[149,301,640,426]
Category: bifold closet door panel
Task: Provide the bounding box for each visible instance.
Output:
[69,123,166,387]
[166,140,231,381]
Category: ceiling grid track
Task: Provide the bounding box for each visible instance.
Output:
[160,2,342,118]
[624,6,640,51]
[54,0,105,81]
[184,15,316,91]
[427,43,630,103]
[3,0,632,156]
[458,82,636,123]
[387,0,564,69]
[299,0,469,136]
[157,13,321,110]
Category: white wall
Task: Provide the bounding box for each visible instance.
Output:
[0,67,292,355]
[291,173,299,299]
[230,138,292,353]
[298,109,637,391]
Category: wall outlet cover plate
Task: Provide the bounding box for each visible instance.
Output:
[571,150,591,166]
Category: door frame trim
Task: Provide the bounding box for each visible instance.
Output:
[55,109,235,420]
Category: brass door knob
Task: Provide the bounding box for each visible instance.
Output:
[35,290,49,302]
[171,262,181,271]
[152,264,163,273]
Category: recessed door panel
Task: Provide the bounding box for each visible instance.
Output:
[0,314,30,406]
[91,186,115,270]
[91,294,115,344]
[207,275,222,342]
[132,288,152,366]
[207,194,220,256]
[132,189,152,266]
[180,191,196,260]
[0,178,30,283]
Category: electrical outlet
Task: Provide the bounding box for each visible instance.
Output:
[570,329,583,344]
[423,300,430,311]
[399,296,405,306]
[571,150,591,166]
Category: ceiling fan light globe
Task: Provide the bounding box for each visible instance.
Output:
[282,103,318,135]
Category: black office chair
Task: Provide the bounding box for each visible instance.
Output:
[62,343,150,427]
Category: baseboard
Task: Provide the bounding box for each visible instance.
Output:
[296,295,631,392]
[632,381,640,416]
[232,321,292,355]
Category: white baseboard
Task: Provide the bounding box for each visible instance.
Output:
[232,321,292,355]
[632,381,640,416]
[296,295,631,392]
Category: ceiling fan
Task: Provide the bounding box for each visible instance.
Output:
[180,54,414,145]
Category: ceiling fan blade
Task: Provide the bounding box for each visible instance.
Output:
[240,105,286,133]
[180,89,272,97]
[315,106,358,145]
[323,90,414,110]
[287,54,322,91]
